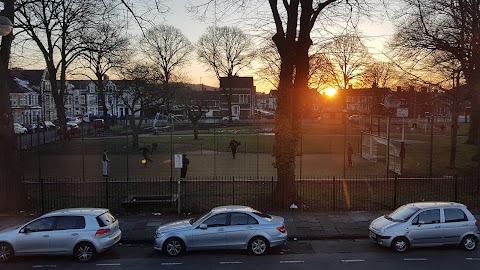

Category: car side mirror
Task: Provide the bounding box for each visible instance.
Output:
[199,224,207,230]
[417,220,425,226]
[22,227,31,233]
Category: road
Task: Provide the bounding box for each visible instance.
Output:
[5,239,480,269]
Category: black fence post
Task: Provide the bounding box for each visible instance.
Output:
[105,177,109,209]
[333,176,336,210]
[271,176,274,210]
[394,175,398,209]
[454,174,458,202]
[40,178,45,214]
[232,176,235,205]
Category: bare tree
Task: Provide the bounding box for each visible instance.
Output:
[190,1,367,208]
[142,24,192,115]
[197,25,255,123]
[0,0,169,214]
[77,22,130,130]
[116,64,161,147]
[360,61,399,88]
[14,0,104,138]
[391,0,480,146]
[173,84,214,140]
[323,34,372,89]
[257,39,333,93]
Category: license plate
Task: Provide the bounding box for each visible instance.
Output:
[369,231,377,239]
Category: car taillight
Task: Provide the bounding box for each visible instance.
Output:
[276,225,286,233]
[476,221,479,227]
[95,228,111,236]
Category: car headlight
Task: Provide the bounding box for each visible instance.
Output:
[155,232,166,239]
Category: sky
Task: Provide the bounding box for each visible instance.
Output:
[8,0,396,93]
[158,0,396,93]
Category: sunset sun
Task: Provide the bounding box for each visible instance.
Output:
[324,87,337,97]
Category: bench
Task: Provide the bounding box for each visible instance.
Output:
[122,194,178,211]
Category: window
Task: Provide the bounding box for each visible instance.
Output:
[55,216,86,230]
[203,213,228,227]
[239,95,249,104]
[96,212,117,227]
[412,209,441,224]
[230,213,259,225]
[444,208,468,223]
[25,217,55,232]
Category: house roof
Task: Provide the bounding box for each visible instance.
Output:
[219,76,254,89]
[9,69,45,87]
[8,71,41,94]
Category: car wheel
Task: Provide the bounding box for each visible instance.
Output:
[461,235,478,251]
[74,242,96,263]
[249,236,269,256]
[163,238,184,257]
[0,243,14,262]
[391,237,409,253]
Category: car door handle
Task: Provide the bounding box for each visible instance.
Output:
[435,226,441,228]
[71,233,79,236]
[218,228,224,232]
[42,235,49,238]
[246,226,252,229]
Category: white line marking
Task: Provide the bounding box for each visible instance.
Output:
[404,258,428,261]
[219,262,243,264]
[341,259,365,263]
[466,258,480,261]
[280,261,304,264]
[161,262,183,265]
[32,266,57,268]
[96,263,121,266]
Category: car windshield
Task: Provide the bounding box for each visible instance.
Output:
[386,205,420,222]
[190,211,212,226]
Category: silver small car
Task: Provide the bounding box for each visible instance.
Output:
[369,202,480,252]
[154,205,287,256]
[0,208,121,263]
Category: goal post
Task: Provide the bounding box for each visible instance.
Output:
[361,132,402,174]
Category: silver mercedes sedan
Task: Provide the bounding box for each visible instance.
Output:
[154,205,287,256]
[369,202,480,252]
[0,208,121,263]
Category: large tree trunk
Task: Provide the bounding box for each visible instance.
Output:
[47,66,69,140]
[272,32,297,209]
[192,121,199,140]
[96,75,110,130]
[0,0,27,214]
[130,116,139,147]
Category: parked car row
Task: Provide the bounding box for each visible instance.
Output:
[13,121,57,134]
[0,205,287,263]
[1,202,479,264]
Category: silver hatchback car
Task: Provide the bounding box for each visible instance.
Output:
[0,208,121,263]
[154,205,287,256]
[369,202,480,252]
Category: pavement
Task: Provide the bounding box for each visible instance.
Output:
[3,210,479,243]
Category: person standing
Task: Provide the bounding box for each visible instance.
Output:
[347,143,353,168]
[229,137,240,159]
[102,149,110,177]
[180,154,190,179]
[138,146,153,167]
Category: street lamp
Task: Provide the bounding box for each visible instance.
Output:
[0,16,13,36]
